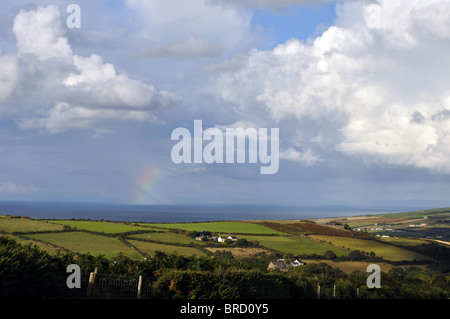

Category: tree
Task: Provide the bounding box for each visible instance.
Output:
[324,250,337,260]
[235,238,250,247]
[186,231,198,238]
[348,250,362,261]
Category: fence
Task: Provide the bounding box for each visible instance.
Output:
[63,268,153,299]
[63,270,373,299]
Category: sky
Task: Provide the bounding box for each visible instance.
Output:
[1,0,450,209]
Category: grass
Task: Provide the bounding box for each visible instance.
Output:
[309,235,430,261]
[24,231,142,260]
[140,221,285,235]
[127,239,207,257]
[0,233,61,255]
[129,232,208,245]
[378,236,428,247]
[3,213,446,264]
[0,216,64,233]
[46,220,151,234]
[242,235,349,256]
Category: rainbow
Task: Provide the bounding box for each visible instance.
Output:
[132,164,165,205]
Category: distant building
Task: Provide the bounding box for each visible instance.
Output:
[290,259,305,267]
[217,235,238,243]
[267,260,289,272]
[217,236,226,243]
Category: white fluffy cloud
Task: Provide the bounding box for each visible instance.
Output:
[13,5,73,63]
[4,5,177,133]
[0,53,19,105]
[210,0,450,173]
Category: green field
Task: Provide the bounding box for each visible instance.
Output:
[24,231,142,260]
[309,235,430,261]
[242,235,349,256]
[1,212,447,264]
[129,232,207,245]
[46,220,151,234]
[128,239,207,257]
[0,216,64,233]
[140,221,285,235]
[1,233,61,255]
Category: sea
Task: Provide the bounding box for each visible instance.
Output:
[0,201,428,223]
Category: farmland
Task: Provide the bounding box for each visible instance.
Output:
[140,221,285,235]
[24,231,142,260]
[1,207,449,267]
[1,209,450,300]
[308,235,429,261]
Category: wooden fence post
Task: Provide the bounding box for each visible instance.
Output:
[87,272,95,298]
[333,285,336,298]
[137,275,143,299]
[317,284,321,299]
[86,267,99,298]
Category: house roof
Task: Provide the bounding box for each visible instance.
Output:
[269,260,289,269]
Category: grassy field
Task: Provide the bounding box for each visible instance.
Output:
[129,232,208,245]
[309,235,430,261]
[0,216,64,233]
[1,233,61,255]
[141,221,285,235]
[46,220,152,234]
[377,236,428,247]
[24,231,142,260]
[127,239,207,257]
[1,212,447,264]
[242,235,349,256]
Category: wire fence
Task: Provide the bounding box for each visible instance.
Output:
[61,272,373,299]
[63,273,153,299]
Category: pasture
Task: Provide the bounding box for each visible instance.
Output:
[129,232,207,245]
[242,235,349,256]
[24,231,142,260]
[127,239,207,257]
[141,221,285,235]
[46,220,151,234]
[0,216,64,233]
[309,235,430,261]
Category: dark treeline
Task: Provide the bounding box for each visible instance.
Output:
[1,236,449,299]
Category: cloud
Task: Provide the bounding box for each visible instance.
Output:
[141,35,223,58]
[280,147,322,166]
[124,0,255,55]
[17,103,158,134]
[0,53,20,105]
[214,0,339,11]
[61,54,177,110]
[0,181,41,193]
[210,0,450,174]
[3,5,178,133]
[13,5,73,63]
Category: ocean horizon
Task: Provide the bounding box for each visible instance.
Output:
[0,200,434,223]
